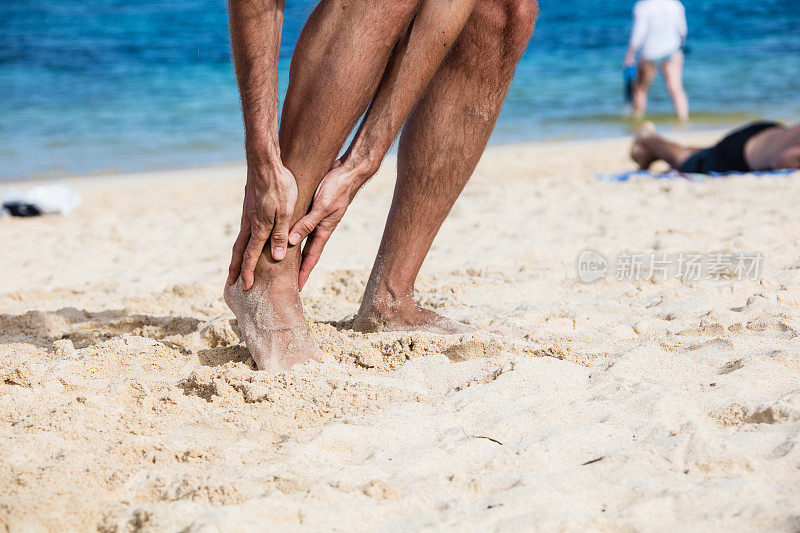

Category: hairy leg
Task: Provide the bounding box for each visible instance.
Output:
[354,0,538,334]
[630,121,698,170]
[225,0,420,371]
[632,60,656,118]
[290,0,480,290]
[662,51,689,123]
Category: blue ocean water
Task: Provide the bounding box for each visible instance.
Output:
[1,0,798,180]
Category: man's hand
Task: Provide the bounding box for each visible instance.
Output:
[288,160,364,290]
[227,0,287,290]
[227,163,298,290]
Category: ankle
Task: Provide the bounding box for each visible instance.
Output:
[366,282,416,319]
[251,256,300,293]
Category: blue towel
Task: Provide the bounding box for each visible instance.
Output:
[596,168,796,182]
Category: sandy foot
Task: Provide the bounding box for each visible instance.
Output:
[630,120,657,170]
[353,293,476,335]
[224,279,322,372]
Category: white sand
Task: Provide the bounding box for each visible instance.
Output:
[2,133,800,531]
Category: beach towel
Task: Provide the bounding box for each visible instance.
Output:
[596,168,796,183]
[1,184,82,217]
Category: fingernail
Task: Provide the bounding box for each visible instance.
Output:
[289,233,301,246]
[273,246,285,260]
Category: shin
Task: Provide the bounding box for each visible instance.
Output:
[355,0,538,333]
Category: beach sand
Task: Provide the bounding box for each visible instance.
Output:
[2,132,800,531]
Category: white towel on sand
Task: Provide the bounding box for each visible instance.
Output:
[1,184,81,216]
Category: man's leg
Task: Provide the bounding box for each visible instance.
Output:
[225,0,420,371]
[630,121,698,170]
[632,60,657,118]
[662,52,689,123]
[354,0,538,333]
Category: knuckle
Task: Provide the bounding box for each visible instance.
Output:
[251,222,270,236]
[242,249,260,262]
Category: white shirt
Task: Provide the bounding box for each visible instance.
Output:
[629,0,688,61]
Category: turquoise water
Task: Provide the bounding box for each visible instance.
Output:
[1,0,798,180]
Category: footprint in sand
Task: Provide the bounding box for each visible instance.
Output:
[444,340,503,362]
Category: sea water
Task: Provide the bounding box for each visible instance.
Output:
[1,0,798,180]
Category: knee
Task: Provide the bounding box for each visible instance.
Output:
[480,0,538,54]
[513,0,540,33]
[667,80,685,95]
[502,0,539,51]
[635,73,654,91]
[663,82,681,97]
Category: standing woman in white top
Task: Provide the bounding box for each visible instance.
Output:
[624,0,689,122]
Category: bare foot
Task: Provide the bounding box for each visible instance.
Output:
[224,278,322,372]
[631,120,657,170]
[353,290,475,335]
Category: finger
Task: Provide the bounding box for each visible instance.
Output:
[240,229,270,290]
[298,230,331,291]
[227,230,250,285]
[288,208,326,247]
[270,206,292,261]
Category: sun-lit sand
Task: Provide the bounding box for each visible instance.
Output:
[2,132,800,531]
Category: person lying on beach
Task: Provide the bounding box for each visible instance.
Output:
[222,0,538,371]
[630,121,800,174]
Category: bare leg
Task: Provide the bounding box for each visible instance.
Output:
[354,0,538,334]
[225,0,420,371]
[632,60,657,119]
[662,51,689,123]
[630,121,698,170]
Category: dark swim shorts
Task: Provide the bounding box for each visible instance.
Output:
[679,121,782,173]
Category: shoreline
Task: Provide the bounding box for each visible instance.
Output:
[0,126,732,187]
[5,109,799,184]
